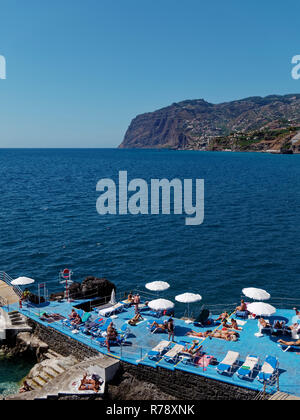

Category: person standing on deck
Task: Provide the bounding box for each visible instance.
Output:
[133,294,140,314]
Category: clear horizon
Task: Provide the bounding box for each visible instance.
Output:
[1,0,300,148]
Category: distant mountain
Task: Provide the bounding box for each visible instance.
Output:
[119,95,300,153]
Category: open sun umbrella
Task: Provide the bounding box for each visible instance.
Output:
[247,302,276,338]
[148,299,174,312]
[175,293,202,320]
[11,277,35,286]
[247,302,276,317]
[242,287,270,301]
[145,281,170,293]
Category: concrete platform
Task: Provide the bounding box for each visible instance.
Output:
[3,299,300,398]
[0,280,19,305]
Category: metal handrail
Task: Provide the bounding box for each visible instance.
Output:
[0,271,23,298]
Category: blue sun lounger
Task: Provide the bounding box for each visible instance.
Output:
[236,355,259,380]
[147,340,172,361]
[257,356,279,384]
[163,343,185,364]
[216,351,240,375]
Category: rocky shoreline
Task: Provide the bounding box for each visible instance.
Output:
[0,330,175,401]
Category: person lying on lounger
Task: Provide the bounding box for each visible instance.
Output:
[286,323,300,333]
[186,330,212,338]
[274,321,285,329]
[150,321,168,333]
[128,313,144,326]
[182,340,203,355]
[78,374,101,393]
[216,311,229,322]
[278,338,300,347]
[259,318,271,329]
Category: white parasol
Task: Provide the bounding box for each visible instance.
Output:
[148,299,174,312]
[145,281,170,292]
[11,277,35,286]
[242,287,270,301]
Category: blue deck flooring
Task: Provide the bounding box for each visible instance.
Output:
[3,300,300,397]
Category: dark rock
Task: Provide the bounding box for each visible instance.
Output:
[50,276,116,302]
[81,276,115,299]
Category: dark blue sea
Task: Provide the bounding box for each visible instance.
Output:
[1,148,300,394]
[0,148,299,303]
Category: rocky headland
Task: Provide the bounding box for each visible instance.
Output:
[119,94,300,153]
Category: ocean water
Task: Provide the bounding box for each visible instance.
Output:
[1,148,300,394]
[0,356,34,396]
[0,148,299,304]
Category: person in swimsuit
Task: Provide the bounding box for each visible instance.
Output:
[78,374,101,393]
[186,330,212,338]
[278,338,300,347]
[216,311,229,322]
[259,317,271,328]
[167,318,175,341]
[19,381,33,393]
[150,320,168,333]
[128,313,144,326]
[236,299,247,312]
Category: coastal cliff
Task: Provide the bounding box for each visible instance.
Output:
[119,94,300,153]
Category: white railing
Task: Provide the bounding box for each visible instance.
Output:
[0,271,23,300]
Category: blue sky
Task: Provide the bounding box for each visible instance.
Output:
[0,0,300,148]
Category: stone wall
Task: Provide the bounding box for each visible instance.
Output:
[28,320,99,361]
[29,319,258,400]
[120,363,258,400]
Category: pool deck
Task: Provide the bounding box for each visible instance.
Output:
[2,299,300,397]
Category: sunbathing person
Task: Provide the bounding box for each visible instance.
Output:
[286,323,300,333]
[182,340,203,355]
[211,330,239,341]
[216,311,229,322]
[127,292,134,303]
[150,321,168,332]
[107,322,118,339]
[78,374,101,393]
[106,322,119,351]
[69,309,77,320]
[186,330,212,338]
[128,313,144,326]
[228,318,241,331]
[259,317,271,329]
[274,321,285,329]
[71,314,82,326]
[19,381,33,393]
[236,299,247,312]
[278,338,300,347]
